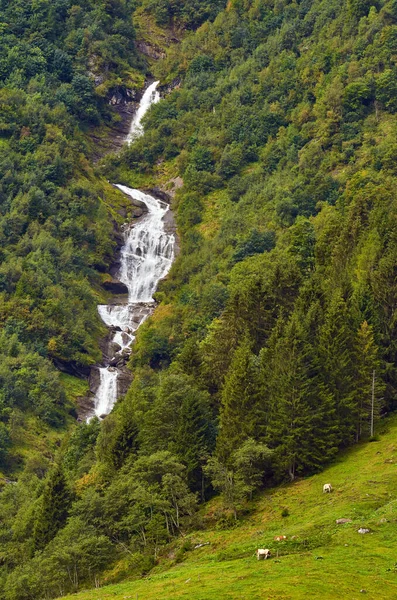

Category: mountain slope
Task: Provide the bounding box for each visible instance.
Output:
[59,414,397,599]
[4,1,397,598]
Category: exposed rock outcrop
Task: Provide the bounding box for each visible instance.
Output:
[102,278,129,295]
[136,41,166,60]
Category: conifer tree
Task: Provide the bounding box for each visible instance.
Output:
[172,387,214,494]
[265,314,313,480]
[216,338,260,464]
[301,301,339,470]
[371,246,397,411]
[318,294,356,446]
[33,465,72,550]
[353,321,382,440]
[265,307,340,479]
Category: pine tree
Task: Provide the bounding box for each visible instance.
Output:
[353,321,382,440]
[301,301,339,470]
[265,307,339,479]
[172,387,214,495]
[318,293,356,446]
[33,465,72,550]
[216,338,260,464]
[371,246,397,411]
[265,313,313,480]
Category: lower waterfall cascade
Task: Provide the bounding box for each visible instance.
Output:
[91,81,175,418]
[93,186,175,418]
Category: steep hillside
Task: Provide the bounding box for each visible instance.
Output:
[0,0,146,466]
[60,414,397,599]
[3,0,397,598]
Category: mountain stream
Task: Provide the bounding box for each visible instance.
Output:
[92,82,175,418]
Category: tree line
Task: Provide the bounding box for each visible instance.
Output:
[2,0,397,597]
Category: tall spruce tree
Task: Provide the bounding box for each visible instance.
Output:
[265,314,313,480]
[353,321,382,440]
[33,465,71,550]
[172,384,214,494]
[265,308,339,479]
[216,338,260,464]
[318,293,356,446]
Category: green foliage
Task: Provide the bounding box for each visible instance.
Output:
[0,0,145,470]
[232,229,276,263]
[205,439,272,515]
[63,419,101,477]
[101,0,397,510]
[0,331,67,428]
[6,0,397,597]
[141,0,226,28]
[33,465,72,549]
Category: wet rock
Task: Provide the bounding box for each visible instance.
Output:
[103,278,129,295]
[76,392,96,421]
[121,333,132,346]
[109,341,122,356]
[89,367,101,396]
[110,325,122,333]
[117,369,133,395]
[132,314,144,324]
[144,187,171,204]
[132,206,144,218]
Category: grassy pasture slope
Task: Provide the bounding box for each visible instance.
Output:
[60,415,397,600]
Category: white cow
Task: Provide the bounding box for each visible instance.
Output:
[256,548,271,560]
[323,483,332,493]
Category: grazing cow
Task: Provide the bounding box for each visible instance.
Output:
[323,483,332,493]
[256,548,271,560]
[274,535,287,541]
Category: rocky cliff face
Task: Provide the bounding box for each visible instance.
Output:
[136,40,166,60]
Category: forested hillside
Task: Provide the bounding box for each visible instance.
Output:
[0,0,146,446]
[2,0,397,598]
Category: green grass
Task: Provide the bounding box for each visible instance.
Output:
[60,416,397,599]
[59,373,89,403]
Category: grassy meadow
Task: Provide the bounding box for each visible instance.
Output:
[59,415,397,600]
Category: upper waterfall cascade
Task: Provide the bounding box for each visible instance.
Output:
[126,80,160,145]
[93,82,174,418]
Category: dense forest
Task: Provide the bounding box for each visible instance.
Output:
[1,0,397,597]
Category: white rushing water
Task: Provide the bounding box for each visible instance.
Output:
[117,186,175,302]
[93,81,174,418]
[126,81,160,144]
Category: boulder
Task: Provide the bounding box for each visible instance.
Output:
[103,278,129,295]
[108,341,122,356]
[89,367,101,395]
[117,369,133,395]
[121,332,132,346]
[336,518,352,524]
[109,325,122,333]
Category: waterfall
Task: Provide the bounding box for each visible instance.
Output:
[95,368,118,419]
[93,81,174,418]
[117,186,175,302]
[126,81,160,145]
